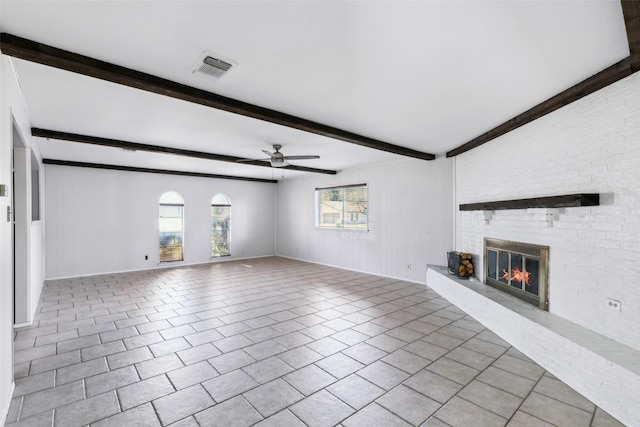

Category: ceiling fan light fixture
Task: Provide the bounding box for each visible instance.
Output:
[270,158,288,167]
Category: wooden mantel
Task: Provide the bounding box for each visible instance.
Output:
[459,193,600,211]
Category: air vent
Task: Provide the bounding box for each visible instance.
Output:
[196,56,232,78]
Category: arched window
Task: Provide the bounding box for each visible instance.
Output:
[211,194,231,257]
[159,191,184,262]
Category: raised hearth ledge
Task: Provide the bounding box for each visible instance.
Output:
[427,265,639,427]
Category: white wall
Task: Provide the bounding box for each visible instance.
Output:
[455,71,640,351]
[276,158,453,282]
[0,55,46,424]
[44,165,276,279]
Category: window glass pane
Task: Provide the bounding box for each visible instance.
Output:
[211,193,231,205]
[498,252,509,285]
[525,258,540,296]
[159,191,183,205]
[317,188,343,228]
[211,205,230,257]
[211,194,231,257]
[159,192,184,262]
[344,186,367,229]
[510,254,524,290]
[487,250,497,280]
[316,185,367,230]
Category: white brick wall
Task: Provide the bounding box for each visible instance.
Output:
[455,71,640,352]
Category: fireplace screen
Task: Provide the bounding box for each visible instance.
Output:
[484,238,549,310]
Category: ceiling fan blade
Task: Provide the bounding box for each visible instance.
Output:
[262,149,276,158]
[236,157,271,163]
[282,155,320,161]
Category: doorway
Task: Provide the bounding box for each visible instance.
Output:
[12,123,30,326]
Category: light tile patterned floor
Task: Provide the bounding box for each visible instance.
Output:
[6,257,626,426]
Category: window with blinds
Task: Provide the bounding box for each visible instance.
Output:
[159,191,184,262]
[211,193,231,257]
[315,184,368,230]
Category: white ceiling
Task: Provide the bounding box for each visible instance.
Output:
[0,0,630,180]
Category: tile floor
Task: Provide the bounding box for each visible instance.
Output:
[6,257,625,427]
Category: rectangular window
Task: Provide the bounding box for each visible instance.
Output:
[315,184,368,230]
[159,203,184,262]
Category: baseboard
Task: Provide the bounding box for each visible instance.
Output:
[46,254,426,286]
[44,254,277,281]
[0,382,15,426]
[278,255,426,285]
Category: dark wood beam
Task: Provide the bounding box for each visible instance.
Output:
[32,128,338,175]
[459,193,599,211]
[622,0,640,73]
[1,33,436,161]
[43,159,278,184]
[447,58,632,157]
[448,1,640,158]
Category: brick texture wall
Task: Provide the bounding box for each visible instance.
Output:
[455,71,640,351]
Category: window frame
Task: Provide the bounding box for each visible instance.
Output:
[315,183,368,231]
[211,194,231,258]
[159,192,185,263]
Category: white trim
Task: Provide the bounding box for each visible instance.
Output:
[274,184,278,255]
[452,155,457,251]
[279,255,426,285]
[44,254,276,281]
[8,58,31,119]
[13,321,32,329]
[0,382,15,426]
[47,254,426,285]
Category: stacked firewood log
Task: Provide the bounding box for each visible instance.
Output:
[458,253,473,277]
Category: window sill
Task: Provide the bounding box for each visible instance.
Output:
[315,226,369,232]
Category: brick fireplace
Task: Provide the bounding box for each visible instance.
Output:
[449,70,640,426]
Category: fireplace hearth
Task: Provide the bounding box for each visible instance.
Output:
[484,238,549,310]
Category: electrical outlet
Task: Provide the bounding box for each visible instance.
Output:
[407,264,412,270]
[145,255,148,260]
[606,298,621,312]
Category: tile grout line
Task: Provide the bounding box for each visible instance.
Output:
[8,258,622,426]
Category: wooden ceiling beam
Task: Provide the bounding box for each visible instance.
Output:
[446,58,632,157]
[447,1,640,158]
[1,33,435,161]
[43,159,279,184]
[622,0,640,73]
[32,128,338,175]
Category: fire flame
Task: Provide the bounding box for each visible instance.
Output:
[502,267,531,286]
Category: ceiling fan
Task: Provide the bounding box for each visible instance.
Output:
[242,144,320,167]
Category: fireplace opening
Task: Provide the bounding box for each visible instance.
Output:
[484,238,549,310]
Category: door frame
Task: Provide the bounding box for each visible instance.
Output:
[12,122,31,327]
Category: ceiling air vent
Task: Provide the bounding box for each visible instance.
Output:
[196,56,233,78]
